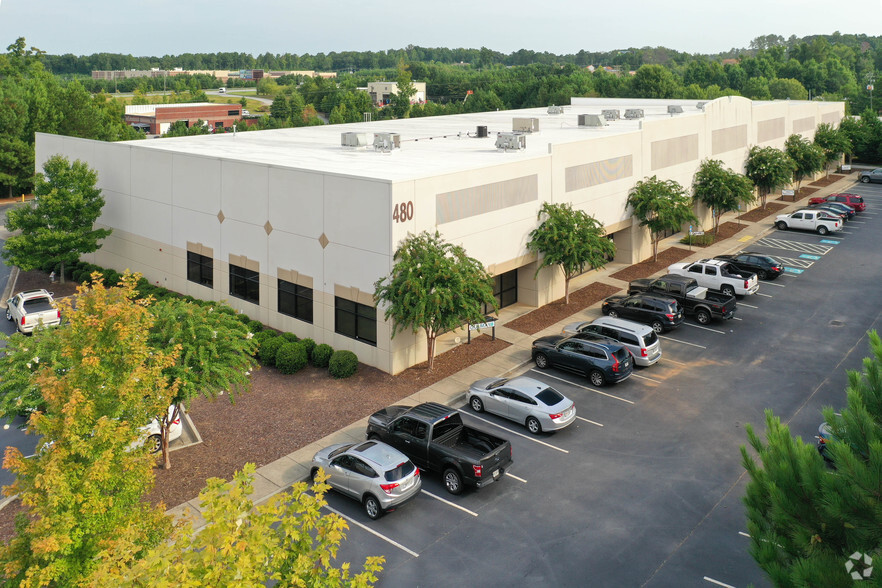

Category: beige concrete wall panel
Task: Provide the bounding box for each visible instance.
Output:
[35,133,67,170]
[220,219,267,270]
[757,118,785,144]
[98,189,132,234]
[650,134,699,171]
[324,176,390,255]
[131,198,172,245]
[36,134,96,172]
[323,243,388,298]
[565,155,633,192]
[171,154,221,214]
[792,116,816,134]
[131,147,173,205]
[821,111,842,125]
[221,160,268,227]
[267,231,324,293]
[711,125,748,155]
[93,141,132,196]
[451,216,538,271]
[174,208,221,259]
[436,174,539,225]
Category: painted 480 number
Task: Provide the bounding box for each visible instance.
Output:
[392,201,414,223]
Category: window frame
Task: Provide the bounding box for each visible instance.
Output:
[334,296,377,346]
[278,279,313,324]
[229,264,259,304]
[186,251,214,288]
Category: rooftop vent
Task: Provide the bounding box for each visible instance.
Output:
[476,125,488,138]
[667,105,684,115]
[578,114,605,127]
[341,132,368,148]
[512,117,539,133]
[496,132,526,151]
[373,132,400,152]
[601,109,620,121]
[696,102,707,110]
[547,105,564,115]
[623,108,644,120]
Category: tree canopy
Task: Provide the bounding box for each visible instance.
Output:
[526,202,615,304]
[785,133,825,189]
[744,146,796,208]
[374,231,497,370]
[2,155,112,282]
[627,176,698,261]
[813,122,852,177]
[691,159,756,234]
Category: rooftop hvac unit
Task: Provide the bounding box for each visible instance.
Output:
[667,105,684,114]
[578,114,605,127]
[373,132,400,152]
[547,105,564,115]
[601,109,620,121]
[340,132,368,148]
[496,132,526,151]
[696,102,707,110]
[476,125,488,138]
[623,108,644,119]
[512,117,539,133]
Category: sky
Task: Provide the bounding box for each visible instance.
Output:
[0,0,881,59]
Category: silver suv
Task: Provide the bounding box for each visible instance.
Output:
[562,316,662,367]
[311,440,421,519]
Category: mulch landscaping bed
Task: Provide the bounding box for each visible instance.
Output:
[679,221,747,248]
[609,247,693,283]
[736,202,787,222]
[504,282,621,335]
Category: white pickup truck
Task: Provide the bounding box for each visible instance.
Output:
[774,210,842,235]
[667,259,759,297]
[5,289,61,334]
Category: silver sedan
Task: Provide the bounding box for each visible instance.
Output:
[467,376,576,434]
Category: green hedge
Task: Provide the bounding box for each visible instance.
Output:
[276,342,308,374]
[282,332,300,343]
[329,350,358,379]
[299,338,316,361]
[311,344,334,368]
[246,320,264,333]
[258,336,284,365]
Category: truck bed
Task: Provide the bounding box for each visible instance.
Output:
[434,425,506,460]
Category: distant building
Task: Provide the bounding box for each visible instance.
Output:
[367,81,427,106]
[124,103,243,135]
[92,69,337,84]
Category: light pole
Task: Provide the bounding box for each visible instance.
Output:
[866,74,875,113]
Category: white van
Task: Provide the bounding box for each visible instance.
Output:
[561,316,662,367]
[218,87,226,94]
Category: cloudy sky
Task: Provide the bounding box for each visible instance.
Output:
[1,0,880,59]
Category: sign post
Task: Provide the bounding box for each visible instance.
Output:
[467,316,497,343]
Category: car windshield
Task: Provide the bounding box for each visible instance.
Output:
[536,387,565,406]
[328,444,355,459]
[486,378,509,390]
[385,460,415,481]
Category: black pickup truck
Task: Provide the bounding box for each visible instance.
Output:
[628,274,736,324]
[366,402,512,495]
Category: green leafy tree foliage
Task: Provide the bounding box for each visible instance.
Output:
[691,159,756,234]
[526,202,615,304]
[270,94,291,121]
[741,331,882,586]
[785,134,825,189]
[630,65,679,99]
[768,78,808,100]
[0,328,65,420]
[627,176,698,261]
[2,155,112,283]
[745,145,796,209]
[390,59,417,119]
[163,119,211,137]
[374,231,497,370]
[0,275,177,587]
[87,465,383,586]
[146,299,258,469]
[813,123,852,177]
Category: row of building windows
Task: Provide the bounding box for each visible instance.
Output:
[186,253,377,346]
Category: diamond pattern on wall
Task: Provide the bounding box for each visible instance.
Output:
[318,233,329,249]
[217,210,225,223]
[264,221,273,235]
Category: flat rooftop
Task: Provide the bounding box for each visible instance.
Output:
[122,98,734,181]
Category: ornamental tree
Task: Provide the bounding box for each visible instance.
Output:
[627,176,698,261]
[691,159,756,234]
[86,465,384,586]
[744,145,796,209]
[3,155,112,283]
[785,133,825,190]
[526,202,615,304]
[741,331,882,586]
[374,230,497,371]
[0,275,178,587]
[813,123,852,178]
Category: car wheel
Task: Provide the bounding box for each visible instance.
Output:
[443,468,463,495]
[147,434,162,454]
[5,308,11,321]
[534,353,549,369]
[311,468,321,483]
[695,309,711,325]
[526,416,542,435]
[650,320,664,334]
[757,270,768,280]
[861,176,870,183]
[776,221,787,230]
[367,433,380,441]
[589,369,606,387]
[607,310,619,318]
[470,396,484,413]
[721,285,735,297]
[818,225,829,235]
[363,494,384,520]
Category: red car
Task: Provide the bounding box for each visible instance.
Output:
[808,193,866,212]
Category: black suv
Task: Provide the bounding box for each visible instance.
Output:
[601,293,683,333]
[713,251,784,281]
[531,335,633,387]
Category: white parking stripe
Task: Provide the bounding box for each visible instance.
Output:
[683,323,726,334]
[421,490,479,517]
[761,281,786,288]
[324,505,420,557]
[738,302,758,308]
[531,370,635,404]
[662,357,686,365]
[738,531,750,538]
[631,373,663,384]
[703,577,736,588]
[658,335,707,349]
[463,411,570,453]
[576,416,603,427]
[506,473,528,483]
[732,317,743,321]
[756,292,773,298]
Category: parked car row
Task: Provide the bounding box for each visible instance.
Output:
[774,192,868,235]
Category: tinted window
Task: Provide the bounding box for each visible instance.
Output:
[385,460,415,481]
[687,265,701,274]
[536,387,565,406]
[328,444,355,459]
[792,212,803,219]
[644,330,658,345]
[620,333,639,346]
[587,348,606,359]
[613,348,630,361]
[510,392,534,405]
[352,458,378,478]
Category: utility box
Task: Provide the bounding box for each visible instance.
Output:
[341,132,368,148]
[476,125,488,138]
[667,105,684,114]
[578,114,605,127]
[373,132,400,151]
[547,105,564,115]
[512,117,539,133]
[601,109,620,121]
[496,132,526,151]
[624,108,644,119]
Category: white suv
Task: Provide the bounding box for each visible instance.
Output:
[562,316,662,366]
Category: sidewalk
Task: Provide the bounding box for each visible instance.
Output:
[159,172,857,527]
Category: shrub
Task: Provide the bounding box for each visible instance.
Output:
[275,342,308,375]
[678,234,716,247]
[254,330,276,345]
[258,335,284,365]
[328,350,358,379]
[236,313,252,325]
[299,338,316,361]
[247,320,264,333]
[102,269,121,286]
[215,305,238,316]
[282,332,300,343]
[312,343,334,368]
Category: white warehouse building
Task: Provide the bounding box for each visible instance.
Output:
[35,95,844,374]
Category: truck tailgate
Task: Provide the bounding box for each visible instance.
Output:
[479,442,512,482]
